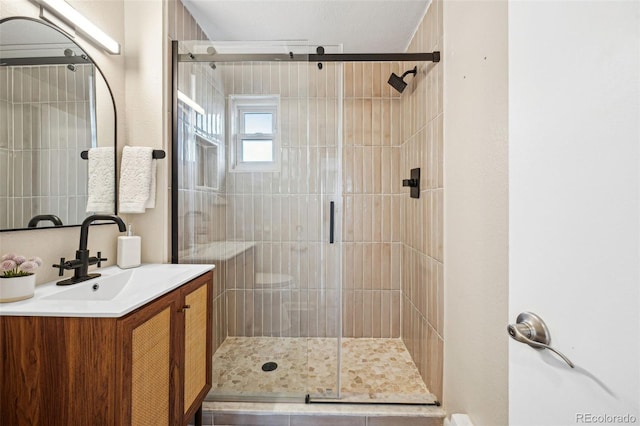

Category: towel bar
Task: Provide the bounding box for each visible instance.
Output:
[81,149,166,160]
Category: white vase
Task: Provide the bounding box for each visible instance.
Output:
[0,274,36,303]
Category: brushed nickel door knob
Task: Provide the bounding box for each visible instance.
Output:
[508,311,575,368]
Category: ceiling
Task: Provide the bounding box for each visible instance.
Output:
[182,0,431,53]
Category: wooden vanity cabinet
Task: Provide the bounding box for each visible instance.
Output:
[117,271,213,425]
[0,271,213,426]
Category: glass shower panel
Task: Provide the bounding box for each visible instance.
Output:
[175,40,341,402]
[306,56,343,400]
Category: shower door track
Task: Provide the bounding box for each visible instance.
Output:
[178,51,440,63]
[305,395,441,407]
[207,394,308,404]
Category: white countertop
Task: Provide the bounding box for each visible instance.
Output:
[0,263,214,318]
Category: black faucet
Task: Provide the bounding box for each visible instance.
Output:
[27,214,64,228]
[53,214,127,286]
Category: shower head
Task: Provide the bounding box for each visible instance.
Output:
[387,66,418,94]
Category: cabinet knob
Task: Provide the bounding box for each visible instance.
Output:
[179,305,191,313]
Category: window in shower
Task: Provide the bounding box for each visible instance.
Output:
[229,95,279,171]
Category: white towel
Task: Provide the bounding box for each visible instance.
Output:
[145,159,157,209]
[119,146,156,213]
[86,147,115,213]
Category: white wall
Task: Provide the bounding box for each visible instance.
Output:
[509,1,640,424]
[442,1,509,425]
[119,0,208,264]
[122,0,169,263]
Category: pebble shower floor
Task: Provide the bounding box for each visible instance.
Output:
[209,337,437,404]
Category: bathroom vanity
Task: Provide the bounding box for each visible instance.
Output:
[0,264,214,426]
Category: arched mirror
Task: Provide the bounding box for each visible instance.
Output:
[0,17,117,232]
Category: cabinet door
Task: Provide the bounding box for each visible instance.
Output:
[0,316,117,426]
[117,291,179,426]
[181,274,213,422]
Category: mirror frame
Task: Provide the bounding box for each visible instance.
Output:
[0,16,118,232]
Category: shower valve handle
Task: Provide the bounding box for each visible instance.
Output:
[507,312,575,368]
[403,168,421,199]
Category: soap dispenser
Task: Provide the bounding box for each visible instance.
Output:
[117,224,141,269]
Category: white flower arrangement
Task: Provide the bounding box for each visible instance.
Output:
[1,254,42,278]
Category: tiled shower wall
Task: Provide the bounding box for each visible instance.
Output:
[400,1,444,401]
[221,61,341,339]
[341,62,405,338]
[170,0,228,354]
[0,67,9,227]
[176,59,227,352]
[0,65,92,229]
[176,61,226,251]
[176,0,444,395]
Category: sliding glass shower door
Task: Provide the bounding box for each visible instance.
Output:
[173,40,342,401]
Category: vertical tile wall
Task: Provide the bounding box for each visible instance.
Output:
[167,0,209,42]
[221,61,341,339]
[176,60,226,249]
[177,58,227,352]
[0,64,92,230]
[341,62,404,338]
[170,0,228,354]
[174,0,444,398]
[400,1,444,401]
[0,67,9,228]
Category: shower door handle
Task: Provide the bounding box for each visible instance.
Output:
[329,201,335,244]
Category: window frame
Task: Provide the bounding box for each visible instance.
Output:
[229,95,280,172]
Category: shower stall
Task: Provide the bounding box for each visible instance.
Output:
[171,39,441,405]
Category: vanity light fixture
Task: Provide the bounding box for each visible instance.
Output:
[38,0,121,54]
[177,90,206,115]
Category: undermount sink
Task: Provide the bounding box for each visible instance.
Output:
[0,263,214,318]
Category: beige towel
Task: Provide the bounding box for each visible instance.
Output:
[86,147,115,213]
[118,146,156,213]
